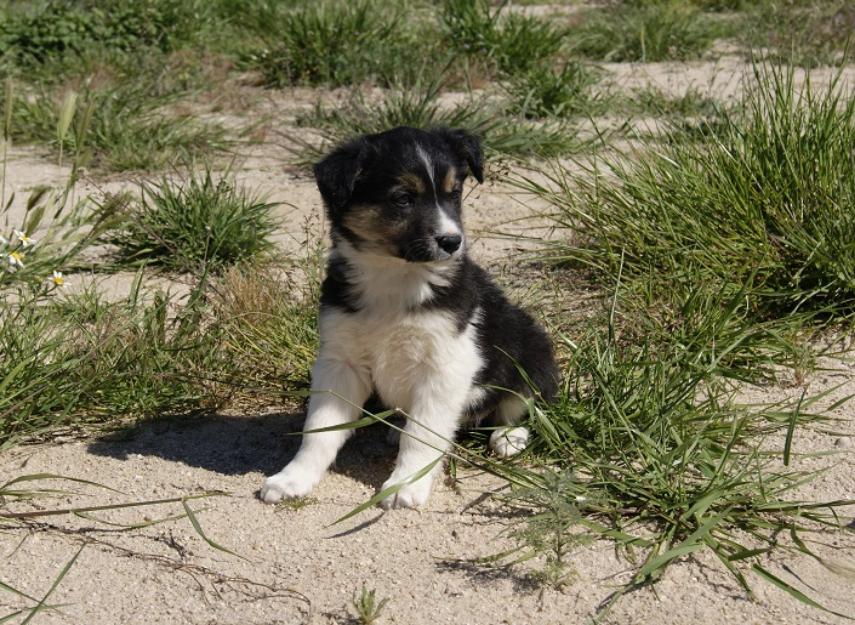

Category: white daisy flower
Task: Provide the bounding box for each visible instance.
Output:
[13,229,35,248]
[50,270,66,288]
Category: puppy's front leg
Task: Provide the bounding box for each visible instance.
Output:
[260,358,369,503]
[379,391,466,510]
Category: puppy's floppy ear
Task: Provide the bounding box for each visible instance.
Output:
[313,138,370,215]
[438,127,484,184]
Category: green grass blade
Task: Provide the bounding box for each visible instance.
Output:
[783,389,806,466]
[329,457,442,527]
[20,544,83,625]
[0,579,38,603]
[0,473,122,494]
[181,498,246,561]
[297,410,397,435]
[752,564,853,619]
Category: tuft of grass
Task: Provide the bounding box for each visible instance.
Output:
[440,0,564,75]
[0,85,234,444]
[497,470,592,590]
[0,240,316,448]
[507,293,853,616]
[4,80,229,172]
[740,0,854,67]
[214,262,319,399]
[0,282,228,447]
[295,80,590,165]
[352,585,390,625]
[618,85,722,119]
[505,61,601,119]
[0,97,307,445]
[0,0,217,69]
[0,270,238,447]
[107,169,277,272]
[568,2,724,62]
[248,1,413,88]
[523,64,855,320]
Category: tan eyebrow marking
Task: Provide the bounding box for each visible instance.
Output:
[397,173,425,193]
[442,167,458,194]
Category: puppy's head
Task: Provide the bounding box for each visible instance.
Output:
[314,126,483,263]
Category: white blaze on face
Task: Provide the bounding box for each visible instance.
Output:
[437,208,462,239]
[416,144,463,243]
[415,144,436,189]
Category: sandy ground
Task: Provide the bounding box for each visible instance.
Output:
[2,54,854,624]
[1,374,852,625]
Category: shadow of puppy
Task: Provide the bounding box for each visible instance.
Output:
[86,409,396,492]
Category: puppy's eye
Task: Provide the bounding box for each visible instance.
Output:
[450,187,463,201]
[391,192,414,207]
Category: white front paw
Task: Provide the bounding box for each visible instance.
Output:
[379,472,434,510]
[490,426,530,458]
[260,465,318,504]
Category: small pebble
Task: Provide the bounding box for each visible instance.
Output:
[834,437,852,449]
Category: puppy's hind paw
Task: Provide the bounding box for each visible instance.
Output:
[259,466,318,504]
[489,426,529,458]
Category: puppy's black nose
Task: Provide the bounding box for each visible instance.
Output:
[435,234,462,254]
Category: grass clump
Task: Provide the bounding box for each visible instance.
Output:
[4,80,228,172]
[214,263,319,397]
[619,85,721,119]
[505,61,601,119]
[441,0,564,75]
[0,77,308,446]
[352,585,390,625]
[487,63,855,612]
[249,2,411,87]
[525,65,855,319]
[569,2,724,62]
[108,169,277,272]
[740,0,854,67]
[1,83,228,445]
[0,270,229,447]
[0,0,215,70]
[507,294,851,614]
[0,257,318,446]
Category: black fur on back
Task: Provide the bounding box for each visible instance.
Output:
[433,257,559,416]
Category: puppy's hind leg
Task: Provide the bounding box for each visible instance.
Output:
[260,359,369,503]
[489,395,531,459]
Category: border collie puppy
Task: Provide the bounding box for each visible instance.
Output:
[260,126,558,509]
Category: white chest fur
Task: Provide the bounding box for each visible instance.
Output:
[318,307,482,411]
